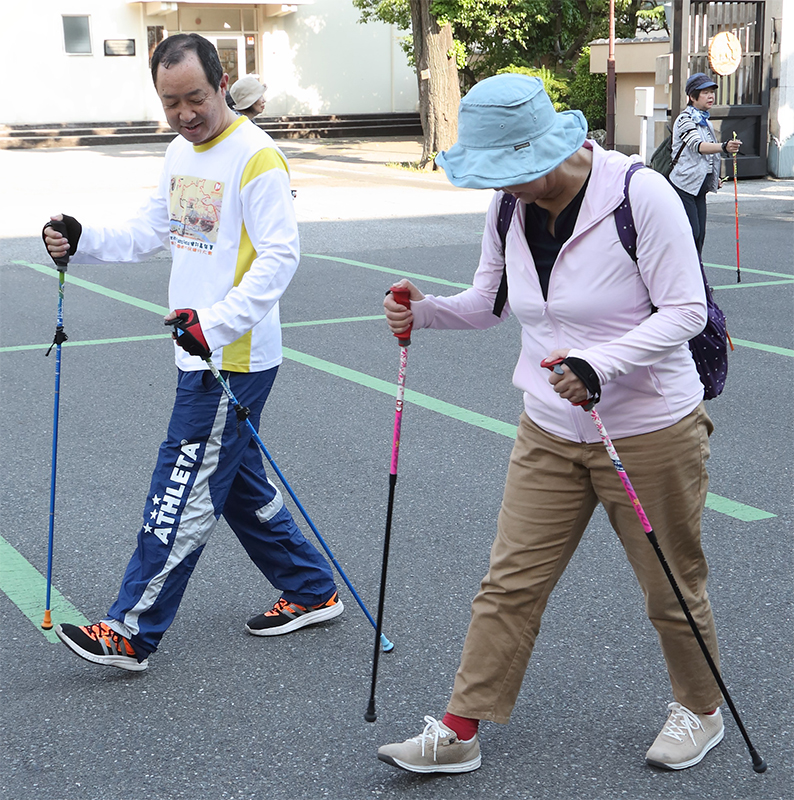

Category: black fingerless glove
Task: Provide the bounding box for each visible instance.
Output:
[42,214,82,258]
[563,357,602,406]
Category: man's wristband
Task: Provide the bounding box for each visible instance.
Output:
[721,141,729,153]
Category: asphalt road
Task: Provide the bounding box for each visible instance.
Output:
[1,139,792,800]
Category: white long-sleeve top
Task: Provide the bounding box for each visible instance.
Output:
[410,141,708,443]
[71,116,299,373]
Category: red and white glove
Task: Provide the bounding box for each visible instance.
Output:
[169,309,211,360]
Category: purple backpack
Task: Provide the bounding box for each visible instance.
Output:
[493,163,729,400]
[615,163,729,399]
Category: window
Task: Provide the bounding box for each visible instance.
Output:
[63,16,92,55]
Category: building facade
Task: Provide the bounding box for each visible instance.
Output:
[2,1,419,126]
[589,1,792,178]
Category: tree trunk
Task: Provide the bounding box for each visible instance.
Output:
[409,0,461,168]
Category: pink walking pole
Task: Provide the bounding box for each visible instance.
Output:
[365,287,412,722]
[542,357,766,773]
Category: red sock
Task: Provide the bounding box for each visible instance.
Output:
[442,713,479,741]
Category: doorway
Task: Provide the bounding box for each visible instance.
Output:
[206,36,257,84]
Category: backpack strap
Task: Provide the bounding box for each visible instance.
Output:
[614,161,645,263]
[492,193,517,316]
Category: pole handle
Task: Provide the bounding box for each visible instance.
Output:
[46,220,70,271]
[390,287,412,347]
[540,358,595,410]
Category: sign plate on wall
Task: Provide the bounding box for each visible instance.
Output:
[709,31,742,75]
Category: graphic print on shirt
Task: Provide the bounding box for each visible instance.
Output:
[169,175,224,255]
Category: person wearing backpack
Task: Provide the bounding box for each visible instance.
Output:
[669,72,742,254]
[377,74,727,775]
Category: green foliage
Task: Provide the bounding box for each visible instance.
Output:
[352,0,649,95]
[496,65,570,111]
[636,3,669,34]
[567,47,606,130]
[351,0,411,28]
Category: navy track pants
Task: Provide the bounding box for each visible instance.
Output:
[105,367,336,656]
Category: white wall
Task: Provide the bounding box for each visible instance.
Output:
[262,2,417,116]
[2,1,156,125]
[0,1,418,126]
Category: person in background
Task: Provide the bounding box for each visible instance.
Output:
[230,74,267,121]
[669,72,742,254]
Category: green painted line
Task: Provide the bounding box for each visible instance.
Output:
[10,259,778,522]
[282,315,384,328]
[303,254,471,289]
[0,334,171,354]
[282,346,519,438]
[12,260,169,315]
[0,534,90,642]
[705,495,776,521]
[282,346,777,520]
[0,321,386,355]
[704,262,793,280]
[730,338,794,357]
[713,279,794,290]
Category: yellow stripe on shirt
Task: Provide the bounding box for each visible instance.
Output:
[240,148,289,188]
[193,115,247,153]
[220,220,256,372]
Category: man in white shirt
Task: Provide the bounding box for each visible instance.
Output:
[43,34,343,673]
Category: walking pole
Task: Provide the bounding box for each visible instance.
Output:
[42,222,70,630]
[365,287,411,723]
[165,318,393,652]
[542,358,767,774]
[732,131,741,283]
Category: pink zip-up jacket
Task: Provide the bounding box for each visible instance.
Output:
[411,141,708,443]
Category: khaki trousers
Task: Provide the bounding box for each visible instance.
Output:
[447,404,723,724]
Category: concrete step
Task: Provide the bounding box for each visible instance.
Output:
[0,113,423,149]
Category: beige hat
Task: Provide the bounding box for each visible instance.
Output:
[230,75,265,110]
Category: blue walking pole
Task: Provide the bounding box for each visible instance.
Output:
[167,319,393,652]
[42,224,70,630]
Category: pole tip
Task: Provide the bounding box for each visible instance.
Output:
[41,610,53,630]
[752,753,768,773]
[365,703,377,723]
[381,636,395,653]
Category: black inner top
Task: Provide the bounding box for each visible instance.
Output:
[524,173,591,300]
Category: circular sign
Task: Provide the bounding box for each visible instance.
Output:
[709,31,742,76]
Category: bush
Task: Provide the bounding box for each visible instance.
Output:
[567,47,606,130]
[495,65,570,111]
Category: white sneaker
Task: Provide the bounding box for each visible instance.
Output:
[645,702,724,770]
[377,715,481,774]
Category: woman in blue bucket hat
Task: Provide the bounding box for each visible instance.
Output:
[379,74,726,774]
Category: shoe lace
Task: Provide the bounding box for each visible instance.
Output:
[83,622,119,644]
[82,623,136,657]
[661,702,704,746]
[265,598,306,617]
[409,715,454,760]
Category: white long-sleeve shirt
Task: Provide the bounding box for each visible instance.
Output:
[72,116,299,373]
[411,141,708,443]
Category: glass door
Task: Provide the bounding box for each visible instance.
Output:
[208,36,245,83]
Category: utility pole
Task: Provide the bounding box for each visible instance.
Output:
[606,0,616,149]
[671,0,691,118]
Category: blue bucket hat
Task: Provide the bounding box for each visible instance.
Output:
[435,74,588,189]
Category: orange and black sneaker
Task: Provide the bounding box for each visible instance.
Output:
[245,591,344,636]
[55,622,148,672]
